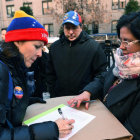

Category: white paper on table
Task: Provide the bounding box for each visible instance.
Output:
[24,104,96,140]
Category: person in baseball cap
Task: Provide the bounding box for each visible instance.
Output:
[61,11,82,41]
[46,10,107,101]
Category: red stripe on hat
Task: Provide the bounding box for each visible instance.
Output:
[78,14,82,23]
[5,28,48,45]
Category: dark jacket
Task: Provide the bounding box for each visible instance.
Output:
[0,40,4,51]
[46,31,107,97]
[30,51,48,98]
[0,43,59,140]
[94,68,140,140]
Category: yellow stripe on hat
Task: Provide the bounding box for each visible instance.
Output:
[13,10,35,19]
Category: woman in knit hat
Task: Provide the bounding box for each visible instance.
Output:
[0,10,74,140]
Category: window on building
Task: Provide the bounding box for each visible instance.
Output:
[42,0,53,15]
[112,0,119,9]
[88,24,93,34]
[95,0,99,4]
[6,5,14,18]
[44,24,54,37]
[88,21,99,34]
[111,20,118,33]
[119,0,126,9]
[93,21,99,34]
[23,2,32,7]
[112,0,126,9]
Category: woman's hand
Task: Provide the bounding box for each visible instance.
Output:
[67,91,91,109]
[55,118,75,138]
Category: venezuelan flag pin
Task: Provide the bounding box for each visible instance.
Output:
[14,86,23,99]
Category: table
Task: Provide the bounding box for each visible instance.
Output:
[24,96,133,140]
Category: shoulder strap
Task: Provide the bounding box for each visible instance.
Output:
[0,60,13,103]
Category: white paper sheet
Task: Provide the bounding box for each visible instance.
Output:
[24,104,96,140]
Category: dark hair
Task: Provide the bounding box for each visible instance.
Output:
[1,27,7,32]
[79,23,82,27]
[1,42,20,58]
[117,12,140,40]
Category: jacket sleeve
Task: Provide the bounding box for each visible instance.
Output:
[46,45,57,97]
[0,63,59,140]
[124,96,140,140]
[0,121,59,140]
[82,42,107,98]
[0,62,10,104]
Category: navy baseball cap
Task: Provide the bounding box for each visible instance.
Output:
[62,11,82,26]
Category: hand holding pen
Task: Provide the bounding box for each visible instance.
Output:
[67,91,92,110]
[56,108,75,138]
[55,118,75,138]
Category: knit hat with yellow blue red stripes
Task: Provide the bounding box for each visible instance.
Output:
[5,10,48,44]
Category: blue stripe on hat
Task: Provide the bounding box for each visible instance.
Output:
[7,17,44,32]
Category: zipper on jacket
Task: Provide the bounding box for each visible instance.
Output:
[103,79,123,102]
[103,93,108,102]
[70,42,72,47]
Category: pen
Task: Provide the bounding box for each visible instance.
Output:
[58,108,65,119]
[70,100,96,106]
[81,100,96,103]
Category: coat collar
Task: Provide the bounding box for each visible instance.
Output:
[60,31,90,46]
[106,75,140,107]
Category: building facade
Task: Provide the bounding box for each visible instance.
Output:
[0,0,139,40]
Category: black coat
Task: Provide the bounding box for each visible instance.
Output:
[30,51,48,98]
[46,31,107,97]
[98,68,140,140]
[0,45,59,140]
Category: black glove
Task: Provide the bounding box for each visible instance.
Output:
[29,97,46,105]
